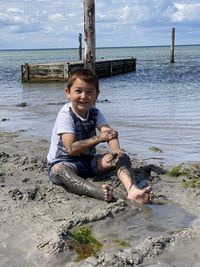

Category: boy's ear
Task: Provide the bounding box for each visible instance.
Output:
[65,88,70,99]
[96,90,100,99]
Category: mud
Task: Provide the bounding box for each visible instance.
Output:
[0,131,200,267]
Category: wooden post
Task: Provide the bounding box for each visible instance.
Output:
[170,27,175,63]
[78,33,82,60]
[63,63,69,79]
[110,61,113,76]
[21,63,29,82]
[83,0,96,71]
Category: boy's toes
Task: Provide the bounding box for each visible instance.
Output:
[144,186,152,193]
[102,184,113,202]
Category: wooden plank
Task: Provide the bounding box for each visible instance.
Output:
[29,64,64,81]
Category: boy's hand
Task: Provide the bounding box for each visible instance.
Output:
[98,129,118,142]
[111,149,124,156]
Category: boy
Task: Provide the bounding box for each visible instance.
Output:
[47,68,153,204]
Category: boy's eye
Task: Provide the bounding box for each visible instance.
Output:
[73,88,95,95]
[87,89,95,94]
[74,88,82,93]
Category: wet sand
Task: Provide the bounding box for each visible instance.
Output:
[0,131,200,267]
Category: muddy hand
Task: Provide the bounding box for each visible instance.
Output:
[99,129,118,142]
[106,151,124,164]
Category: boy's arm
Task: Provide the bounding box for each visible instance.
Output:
[61,132,101,156]
[99,124,123,154]
[61,127,118,156]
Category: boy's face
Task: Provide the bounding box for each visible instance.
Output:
[66,78,99,118]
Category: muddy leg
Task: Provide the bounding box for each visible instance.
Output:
[51,163,112,202]
[107,153,153,204]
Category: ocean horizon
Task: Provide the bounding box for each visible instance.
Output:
[0,43,200,51]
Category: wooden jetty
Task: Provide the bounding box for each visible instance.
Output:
[21,57,136,82]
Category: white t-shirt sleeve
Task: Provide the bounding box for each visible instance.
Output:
[56,108,75,135]
[47,104,75,163]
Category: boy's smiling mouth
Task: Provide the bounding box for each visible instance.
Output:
[78,101,89,105]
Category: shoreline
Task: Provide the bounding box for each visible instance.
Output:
[1,130,200,266]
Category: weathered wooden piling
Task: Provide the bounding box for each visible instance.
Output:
[78,33,82,60]
[21,58,136,82]
[83,0,96,71]
[21,63,29,81]
[170,27,175,63]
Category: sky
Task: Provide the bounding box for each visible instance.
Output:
[0,0,200,49]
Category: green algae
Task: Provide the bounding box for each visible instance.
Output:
[68,226,103,260]
[166,165,184,177]
[166,164,200,189]
[182,164,200,189]
[114,239,130,247]
[149,146,163,153]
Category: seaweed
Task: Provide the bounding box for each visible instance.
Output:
[182,164,200,189]
[114,239,130,247]
[166,165,184,177]
[166,164,200,188]
[68,226,102,260]
[149,146,163,153]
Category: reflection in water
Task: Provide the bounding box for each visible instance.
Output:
[142,239,200,267]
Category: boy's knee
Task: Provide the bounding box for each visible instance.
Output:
[49,163,65,185]
[107,153,132,169]
[51,162,63,176]
[51,162,76,177]
[116,153,132,169]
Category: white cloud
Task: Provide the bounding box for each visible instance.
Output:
[171,3,200,22]
[7,8,24,13]
[42,26,53,33]
[119,5,130,23]
[13,16,26,23]
[0,0,199,49]
[48,13,65,21]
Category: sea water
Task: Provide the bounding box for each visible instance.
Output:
[0,45,200,165]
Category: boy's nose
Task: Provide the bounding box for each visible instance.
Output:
[81,91,87,98]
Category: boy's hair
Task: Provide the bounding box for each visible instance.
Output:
[67,68,99,91]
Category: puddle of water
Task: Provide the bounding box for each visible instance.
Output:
[90,200,196,251]
[0,201,197,266]
[141,238,200,267]
[0,228,72,267]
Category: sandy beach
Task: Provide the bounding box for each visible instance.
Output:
[1,130,200,267]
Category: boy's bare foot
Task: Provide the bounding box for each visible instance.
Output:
[127,185,153,204]
[101,184,113,202]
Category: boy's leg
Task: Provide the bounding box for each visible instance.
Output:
[96,153,153,204]
[50,163,112,202]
